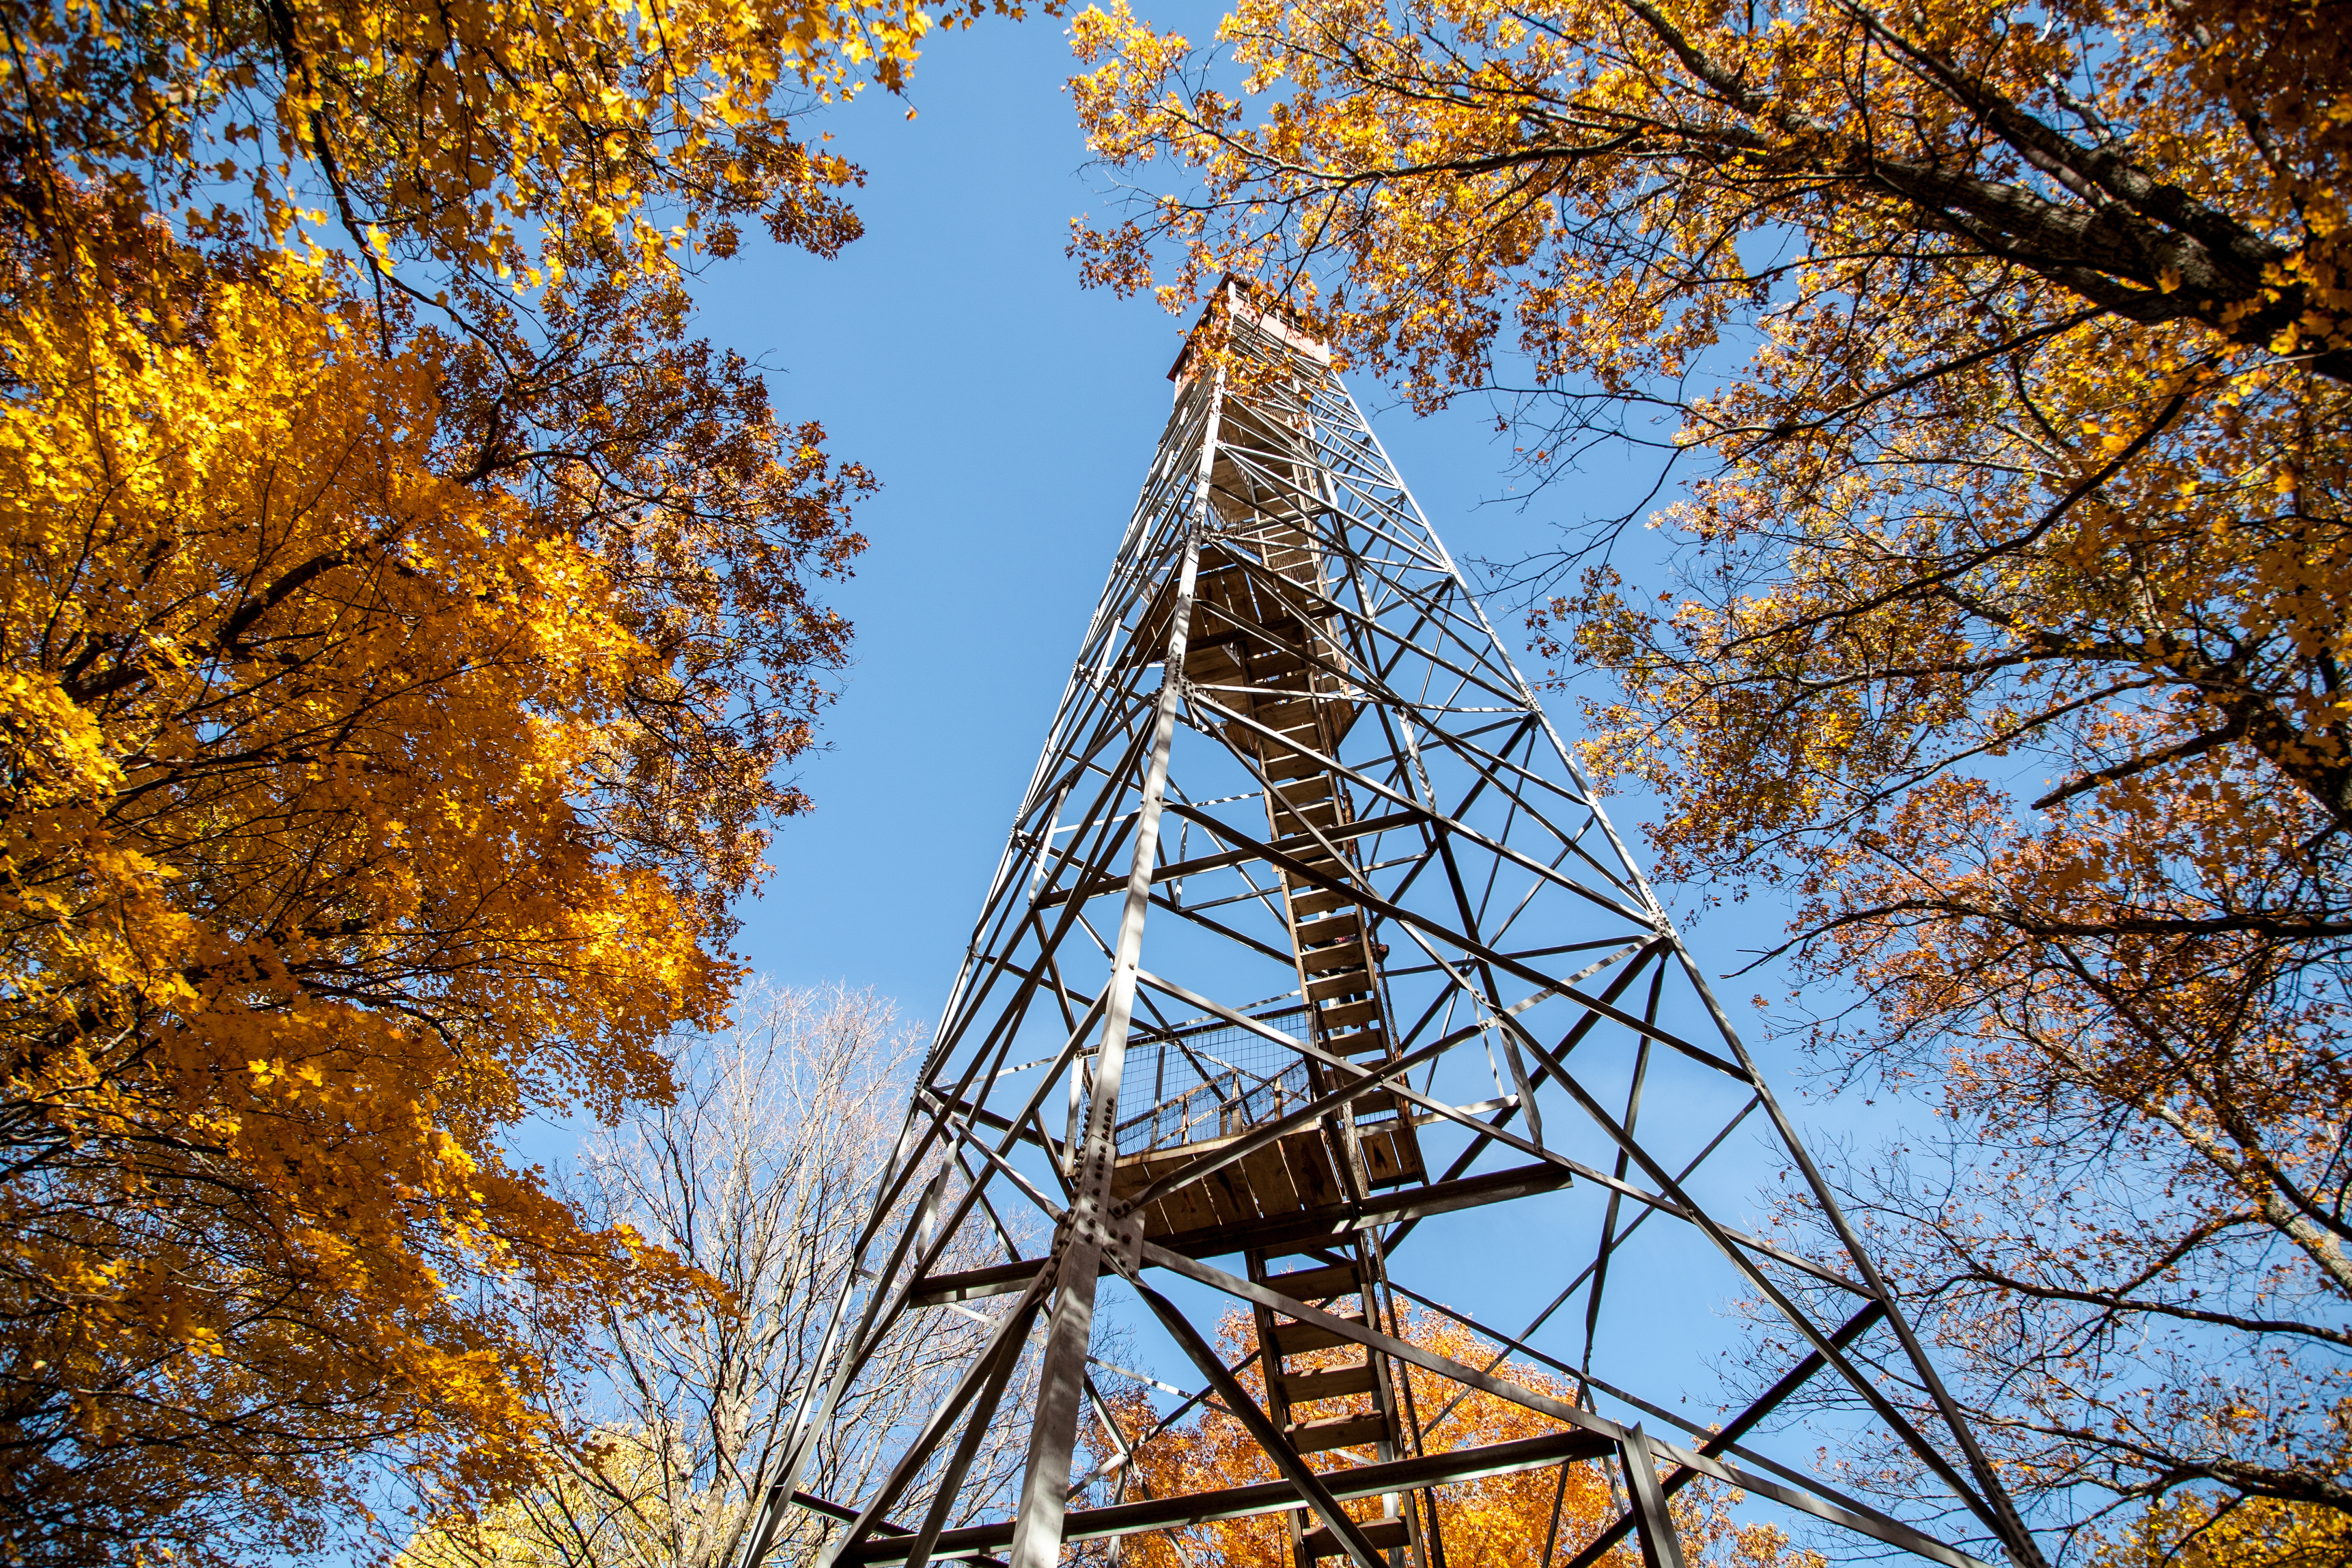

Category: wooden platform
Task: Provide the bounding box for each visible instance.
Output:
[1111,1121,1425,1240]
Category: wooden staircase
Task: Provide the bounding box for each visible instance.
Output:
[1110,401,1431,1562]
[1250,1241,1420,1564]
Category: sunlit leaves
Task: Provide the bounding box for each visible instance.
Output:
[2,0,961,288]
[0,235,862,1563]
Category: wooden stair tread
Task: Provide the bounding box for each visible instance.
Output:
[1278,1362,1377,1402]
[1286,1413,1391,1454]
[1265,1262,1360,1301]
[1297,915,1364,947]
[1288,887,1353,918]
[1263,741,1327,772]
[1273,1314,1370,1356]
[1307,971,1374,1003]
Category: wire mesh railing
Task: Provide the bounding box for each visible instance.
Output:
[1115,1008,1311,1157]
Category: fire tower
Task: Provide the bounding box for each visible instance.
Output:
[736,285,2047,1568]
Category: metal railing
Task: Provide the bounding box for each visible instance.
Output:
[1114,1009,1311,1157]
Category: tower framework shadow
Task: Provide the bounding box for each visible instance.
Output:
[736,283,2047,1568]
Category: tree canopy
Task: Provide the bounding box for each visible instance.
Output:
[1,0,962,636]
[0,235,810,1557]
[2094,1493,2352,1568]
[0,0,975,1544]
[1069,0,2352,1549]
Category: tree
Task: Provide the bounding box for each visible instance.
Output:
[0,0,991,1546]
[1069,0,2346,406]
[2091,1493,2352,1568]
[395,985,1033,1568]
[1079,1307,1819,1568]
[0,0,1030,909]
[1065,0,2352,1546]
[0,220,867,1563]
[0,0,1002,575]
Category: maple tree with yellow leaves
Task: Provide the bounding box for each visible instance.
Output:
[0,0,971,582]
[2093,1492,2352,1568]
[0,221,872,1560]
[0,0,1017,1552]
[1078,1308,1820,1568]
[1068,0,2352,1554]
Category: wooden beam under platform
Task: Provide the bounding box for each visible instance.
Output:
[829,1432,1613,1564]
[905,1160,1574,1307]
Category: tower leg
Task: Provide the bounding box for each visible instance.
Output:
[1006,1245,1102,1568]
[1620,1426,1688,1568]
[1006,525,1208,1568]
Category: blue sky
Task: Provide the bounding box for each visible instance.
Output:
[702,8,1672,1007]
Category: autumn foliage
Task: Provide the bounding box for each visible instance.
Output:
[0,0,977,1551]
[1087,1310,1817,1568]
[0,226,865,1558]
[1,0,956,328]
[2094,1493,2352,1568]
[1068,0,2352,1547]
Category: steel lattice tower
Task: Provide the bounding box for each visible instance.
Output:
[737,284,2046,1568]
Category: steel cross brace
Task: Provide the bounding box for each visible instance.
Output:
[745,288,2052,1568]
